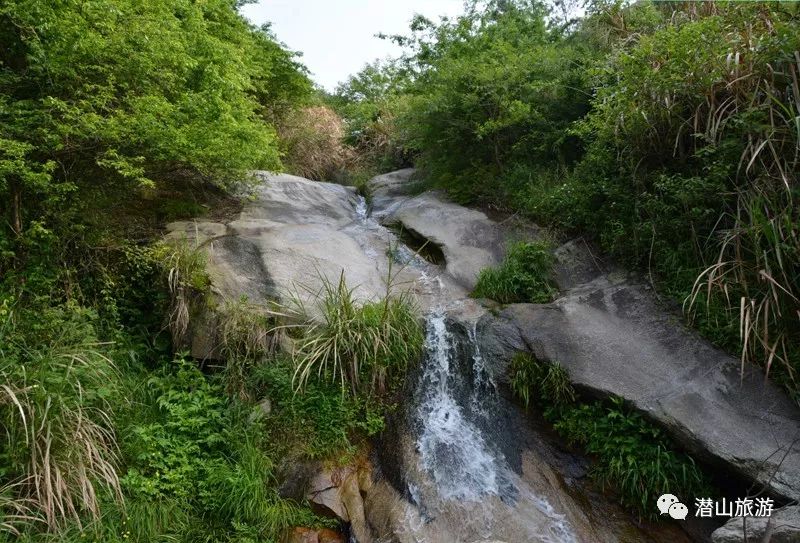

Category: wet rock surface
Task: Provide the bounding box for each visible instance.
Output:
[169,169,800,541]
[476,275,800,502]
[710,506,800,543]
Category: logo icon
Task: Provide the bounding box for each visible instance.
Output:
[657,494,688,520]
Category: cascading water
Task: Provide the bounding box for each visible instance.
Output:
[398,313,577,543]
[355,194,369,223]
[416,314,507,501]
[343,192,659,543]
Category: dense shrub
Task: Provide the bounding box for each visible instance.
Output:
[251,360,386,460]
[278,106,357,181]
[348,0,800,395]
[0,0,311,291]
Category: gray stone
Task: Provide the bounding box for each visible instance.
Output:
[374,191,505,289]
[477,275,800,501]
[711,506,800,543]
[552,238,606,290]
[248,398,272,423]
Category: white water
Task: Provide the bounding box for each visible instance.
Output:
[411,314,577,543]
[417,315,504,500]
[355,194,369,223]
[348,196,578,543]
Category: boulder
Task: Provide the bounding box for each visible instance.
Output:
[373,191,506,290]
[307,466,371,543]
[307,469,350,521]
[317,529,346,543]
[282,527,346,543]
[711,506,800,543]
[477,275,800,501]
[167,172,470,325]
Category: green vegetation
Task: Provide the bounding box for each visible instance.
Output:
[3,0,798,538]
[0,1,416,540]
[472,241,557,303]
[290,273,424,396]
[510,353,710,520]
[334,0,800,399]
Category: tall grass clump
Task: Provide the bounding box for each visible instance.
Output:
[472,241,558,304]
[290,272,423,396]
[510,353,710,520]
[218,298,284,400]
[153,239,211,349]
[0,305,122,531]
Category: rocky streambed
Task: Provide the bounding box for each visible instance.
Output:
[168,169,800,543]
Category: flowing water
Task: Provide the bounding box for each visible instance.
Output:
[347,196,577,542]
[346,192,685,543]
[396,314,577,543]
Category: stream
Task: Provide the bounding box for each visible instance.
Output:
[169,172,705,542]
[346,191,683,543]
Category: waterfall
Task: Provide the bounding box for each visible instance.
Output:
[416,314,507,501]
[407,313,577,543]
[346,193,580,543]
[355,194,369,223]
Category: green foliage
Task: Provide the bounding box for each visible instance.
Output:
[391,0,596,204]
[510,353,710,520]
[368,0,800,395]
[0,0,311,286]
[509,353,575,409]
[566,3,800,387]
[251,360,387,460]
[117,358,316,542]
[0,304,122,530]
[472,241,557,303]
[329,60,414,173]
[218,297,279,400]
[291,273,424,396]
[555,397,710,521]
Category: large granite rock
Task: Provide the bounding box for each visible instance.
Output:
[477,274,800,501]
[369,170,543,291]
[711,506,800,542]
[167,172,469,318]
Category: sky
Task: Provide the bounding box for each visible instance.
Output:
[239,0,466,92]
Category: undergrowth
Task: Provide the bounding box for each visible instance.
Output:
[510,353,711,521]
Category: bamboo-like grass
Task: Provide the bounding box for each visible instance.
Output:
[288,270,423,397]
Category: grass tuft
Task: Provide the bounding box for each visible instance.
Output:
[0,306,122,531]
[510,352,709,520]
[289,272,423,396]
[153,239,210,350]
[472,241,558,304]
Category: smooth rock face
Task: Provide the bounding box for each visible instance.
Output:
[370,170,524,291]
[167,172,468,316]
[711,506,800,543]
[477,274,800,501]
[168,169,800,539]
